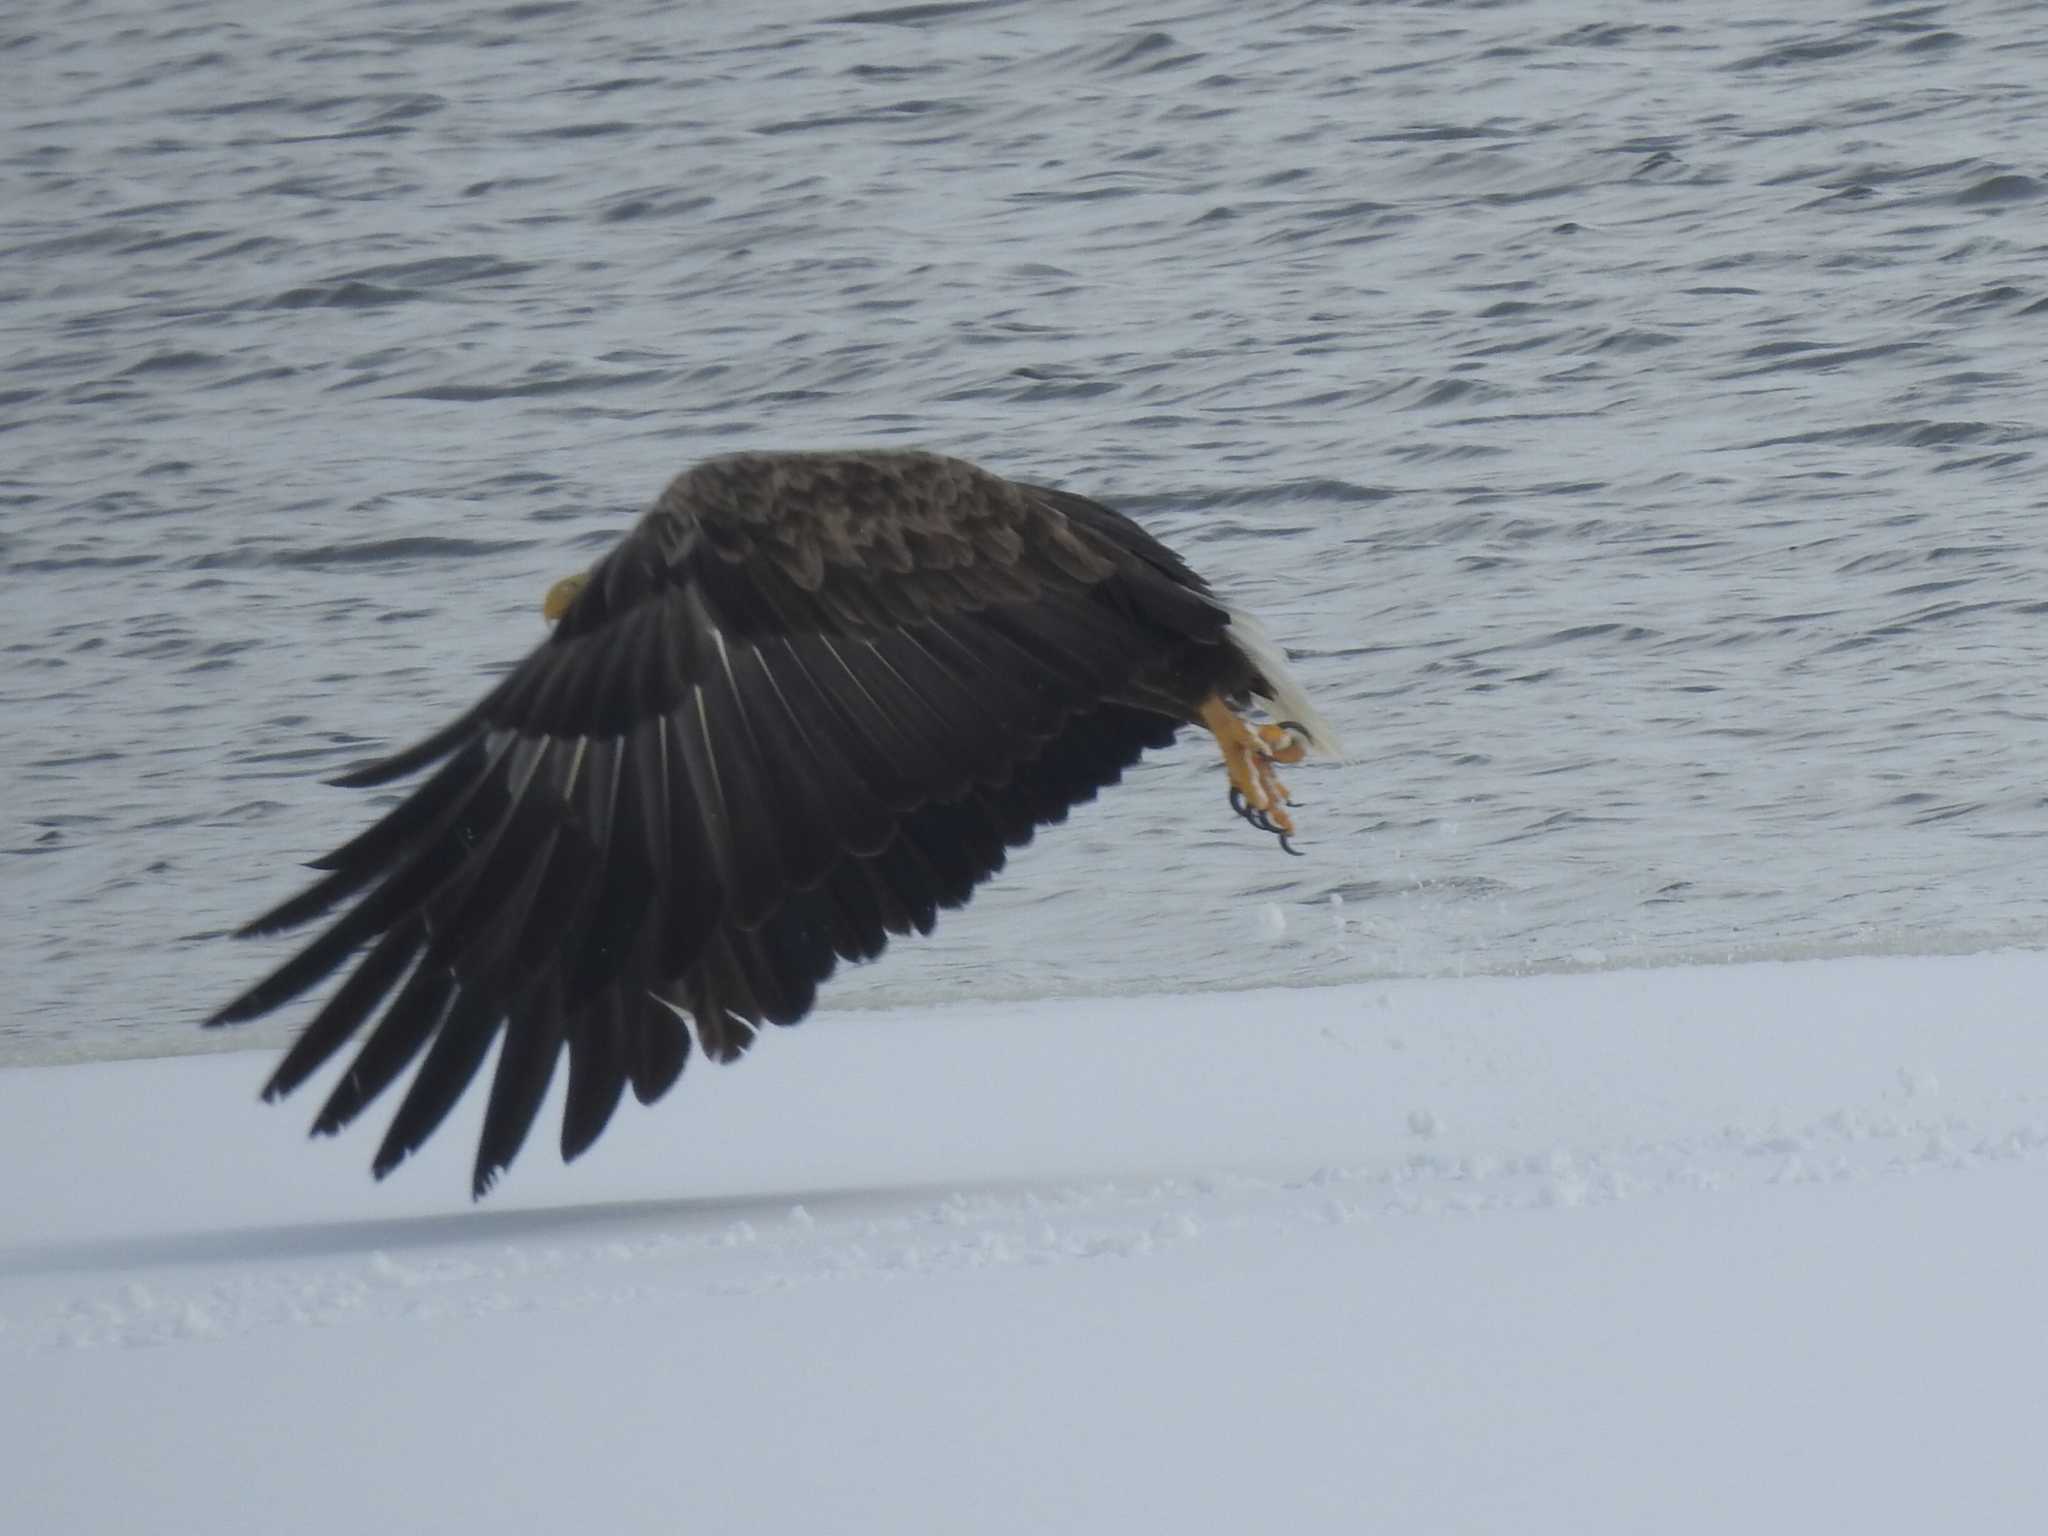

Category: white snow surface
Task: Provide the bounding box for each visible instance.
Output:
[8,954,2048,1533]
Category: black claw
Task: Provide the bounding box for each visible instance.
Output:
[1276,719,1307,735]
[1229,782,1307,854]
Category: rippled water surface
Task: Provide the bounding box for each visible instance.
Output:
[9,0,2048,1063]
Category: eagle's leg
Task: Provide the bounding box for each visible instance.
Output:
[1199,696,1305,846]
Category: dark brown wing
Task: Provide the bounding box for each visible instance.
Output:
[208,449,1235,1196]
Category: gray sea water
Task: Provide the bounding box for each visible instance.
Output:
[8,0,2048,1066]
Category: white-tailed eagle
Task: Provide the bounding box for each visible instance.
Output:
[209,450,1341,1195]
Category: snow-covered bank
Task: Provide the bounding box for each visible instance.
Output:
[8,954,2048,1533]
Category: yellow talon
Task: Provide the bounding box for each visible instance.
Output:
[1256,722,1307,765]
[1262,781,1297,836]
[1200,697,1299,838]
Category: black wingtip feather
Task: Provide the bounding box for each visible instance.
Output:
[326,711,480,789]
[628,993,691,1105]
[308,737,495,874]
[260,920,425,1101]
[309,962,456,1137]
[472,1002,567,1198]
[233,864,375,940]
[561,992,630,1162]
[370,987,502,1182]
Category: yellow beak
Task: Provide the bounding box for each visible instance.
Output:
[543,572,589,625]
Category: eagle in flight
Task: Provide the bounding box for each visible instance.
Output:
[209,450,1341,1196]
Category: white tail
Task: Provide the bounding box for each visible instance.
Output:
[1222,606,1346,760]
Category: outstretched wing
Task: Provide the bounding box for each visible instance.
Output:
[208,451,1232,1196]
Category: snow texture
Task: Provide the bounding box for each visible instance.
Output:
[7,955,2048,1533]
